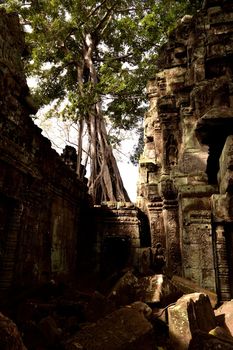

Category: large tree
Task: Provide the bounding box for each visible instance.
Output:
[3,0,202,203]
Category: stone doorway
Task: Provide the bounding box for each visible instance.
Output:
[101,236,131,277]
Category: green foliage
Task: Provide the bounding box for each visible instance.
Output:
[2,0,202,161]
[130,127,144,166]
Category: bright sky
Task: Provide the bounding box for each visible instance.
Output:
[34,114,139,203]
[114,136,139,202]
[118,161,138,202]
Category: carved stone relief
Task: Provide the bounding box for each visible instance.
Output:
[165,134,178,169]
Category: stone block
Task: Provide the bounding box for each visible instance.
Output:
[65,306,155,350]
[136,274,181,305]
[215,300,233,337]
[168,293,216,350]
[108,270,139,307]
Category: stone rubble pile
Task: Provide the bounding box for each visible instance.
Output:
[1,273,233,349]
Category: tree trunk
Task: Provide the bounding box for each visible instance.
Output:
[76,65,84,178]
[76,116,84,178]
[83,33,130,204]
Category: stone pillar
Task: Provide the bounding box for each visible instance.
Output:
[181,202,215,290]
[214,224,231,301]
[160,177,182,276]
[163,198,181,276]
[147,200,165,248]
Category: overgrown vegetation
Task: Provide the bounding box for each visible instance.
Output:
[3,0,202,203]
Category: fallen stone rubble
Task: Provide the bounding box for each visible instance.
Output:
[64,305,155,350]
[1,271,233,350]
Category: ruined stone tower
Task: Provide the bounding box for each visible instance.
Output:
[137,0,233,301]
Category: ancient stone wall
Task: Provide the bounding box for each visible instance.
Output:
[137,0,233,300]
[93,202,146,277]
[0,9,91,291]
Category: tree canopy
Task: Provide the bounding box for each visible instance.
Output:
[3,0,202,203]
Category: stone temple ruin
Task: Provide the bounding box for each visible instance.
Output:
[2,1,233,349]
[137,0,233,302]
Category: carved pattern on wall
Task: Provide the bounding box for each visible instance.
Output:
[182,208,215,290]
[165,134,178,169]
[163,204,182,276]
[150,210,165,248]
[215,225,232,301]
